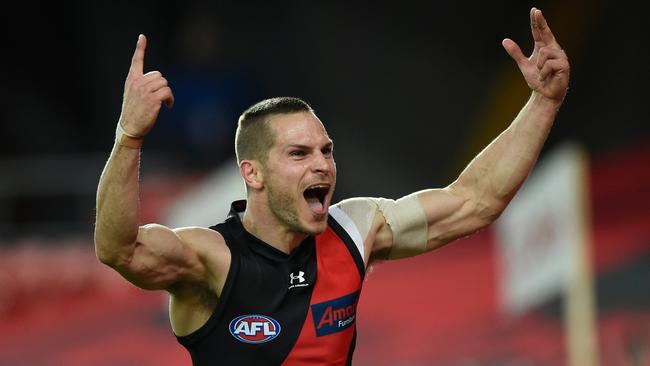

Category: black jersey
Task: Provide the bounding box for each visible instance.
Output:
[176,201,366,365]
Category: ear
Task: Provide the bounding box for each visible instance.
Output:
[240,160,264,190]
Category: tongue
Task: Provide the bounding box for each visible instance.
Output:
[306,196,323,211]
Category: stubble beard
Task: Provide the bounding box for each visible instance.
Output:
[266,182,314,236]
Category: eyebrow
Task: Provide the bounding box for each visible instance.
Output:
[287,141,334,150]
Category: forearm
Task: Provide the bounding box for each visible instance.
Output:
[95,34,174,266]
[454,92,561,213]
[410,9,568,251]
[94,140,143,265]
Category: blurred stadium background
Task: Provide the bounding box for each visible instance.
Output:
[1,1,649,365]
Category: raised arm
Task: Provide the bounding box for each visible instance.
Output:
[94,35,222,292]
[361,8,569,260]
[421,8,569,248]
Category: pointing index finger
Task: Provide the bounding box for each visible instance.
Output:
[530,7,542,43]
[128,34,146,77]
[532,8,556,45]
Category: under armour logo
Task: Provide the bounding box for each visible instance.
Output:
[290,271,305,284]
[288,271,309,289]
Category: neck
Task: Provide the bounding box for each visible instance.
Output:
[241,197,307,254]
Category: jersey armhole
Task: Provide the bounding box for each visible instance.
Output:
[176,223,239,346]
[328,206,366,266]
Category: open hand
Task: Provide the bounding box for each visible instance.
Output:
[119,35,174,137]
[502,8,570,105]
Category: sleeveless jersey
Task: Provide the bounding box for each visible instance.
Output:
[176,200,366,365]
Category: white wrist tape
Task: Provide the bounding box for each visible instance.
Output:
[115,122,143,149]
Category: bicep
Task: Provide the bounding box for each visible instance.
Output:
[112,224,209,291]
[417,182,496,250]
[343,184,498,263]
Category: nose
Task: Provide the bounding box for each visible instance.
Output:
[312,151,332,175]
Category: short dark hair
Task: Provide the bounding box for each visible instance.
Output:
[235,97,314,164]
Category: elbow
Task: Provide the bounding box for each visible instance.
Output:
[93,226,110,264]
[445,182,504,231]
[93,221,140,268]
[94,235,133,269]
[481,208,504,229]
[94,239,119,267]
[474,196,508,229]
[93,225,116,266]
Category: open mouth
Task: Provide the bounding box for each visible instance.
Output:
[303,184,330,213]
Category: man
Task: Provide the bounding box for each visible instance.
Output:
[95,7,569,366]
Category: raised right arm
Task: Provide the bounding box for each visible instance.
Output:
[94,142,209,291]
[94,35,216,292]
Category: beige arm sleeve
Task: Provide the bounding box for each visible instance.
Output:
[334,195,428,260]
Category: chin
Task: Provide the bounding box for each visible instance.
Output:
[311,225,328,236]
[301,217,329,236]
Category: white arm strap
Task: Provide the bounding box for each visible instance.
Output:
[334,195,428,260]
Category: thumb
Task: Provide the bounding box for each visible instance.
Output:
[502,38,527,67]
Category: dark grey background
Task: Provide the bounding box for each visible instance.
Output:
[1,0,648,239]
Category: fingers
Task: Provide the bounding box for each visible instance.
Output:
[124,36,174,109]
[502,38,526,66]
[143,70,161,78]
[530,7,542,43]
[143,71,174,107]
[538,51,569,81]
[128,34,147,78]
[536,46,566,70]
[143,70,164,86]
[154,87,175,108]
[531,8,557,46]
[538,59,566,81]
[145,75,169,93]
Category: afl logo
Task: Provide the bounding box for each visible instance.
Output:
[229,314,281,344]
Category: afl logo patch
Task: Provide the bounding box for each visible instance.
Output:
[229,315,281,344]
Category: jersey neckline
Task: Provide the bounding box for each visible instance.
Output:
[226,200,315,263]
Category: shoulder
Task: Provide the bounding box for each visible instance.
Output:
[334,196,385,210]
[332,194,429,261]
[173,225,225,244]
[172,226,230,259]
[172,226,231,293]
[330,197,383,234]
[332,197,390,226]
[330,197,390,263]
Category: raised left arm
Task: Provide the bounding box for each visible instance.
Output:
[365,8,570,260]
[420,7,570,250]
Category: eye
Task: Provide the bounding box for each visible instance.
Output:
[322,145,333,157]
[290,150,306,157]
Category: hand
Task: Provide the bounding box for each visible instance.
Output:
[119,35,174,137]
[502,8,570,105]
